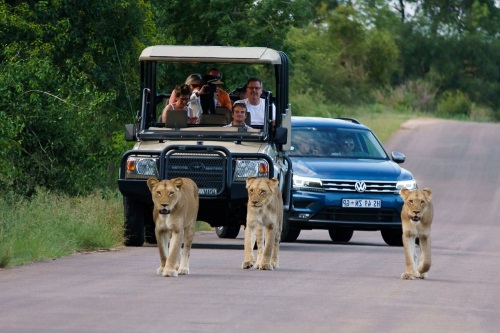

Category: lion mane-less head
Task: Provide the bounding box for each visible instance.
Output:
[400,187,433,222]
[147,177,185,215]
[246,177,279,208]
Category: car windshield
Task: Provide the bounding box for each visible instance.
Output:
[289,126,388,159]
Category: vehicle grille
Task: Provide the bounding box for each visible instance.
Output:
[163,151,226,196]
[315,207,399,222]
[321,179,398,193]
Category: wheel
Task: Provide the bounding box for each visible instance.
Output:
[215,225,241,239]
[280,212,300,242]
[328,228,354,243]
[123,197,150,246]
[381,228,403,246]
[145,220,157,244]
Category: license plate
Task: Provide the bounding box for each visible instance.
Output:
[199,188,218,195]
[342,199,381,208]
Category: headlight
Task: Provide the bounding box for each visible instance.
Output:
[125,157,159,179]
[233,159,269,181]
[293,175,322,189]
[396,179,417,191]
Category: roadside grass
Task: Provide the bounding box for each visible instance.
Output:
[0,105,415,269]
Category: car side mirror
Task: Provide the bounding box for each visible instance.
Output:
[275,127,288,145]
[125,124,136,141]
[391,151,406,164]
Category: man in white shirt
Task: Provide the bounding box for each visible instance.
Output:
[235,77,275,126]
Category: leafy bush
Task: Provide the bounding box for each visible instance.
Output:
[436,90,472,118]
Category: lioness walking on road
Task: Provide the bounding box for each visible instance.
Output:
[147,177,199,277]
[400,187,434,280]
[242,177,283,270]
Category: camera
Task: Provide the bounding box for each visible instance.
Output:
[201,75,220,94]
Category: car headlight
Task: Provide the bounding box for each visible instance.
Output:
[125,157,159,179]
[396,179,417,191]
[233,159,269,181]
[293,175,322,189]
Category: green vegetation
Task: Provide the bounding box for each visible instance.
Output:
[2,1,500,267]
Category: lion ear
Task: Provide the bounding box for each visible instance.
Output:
[147,177,159,191]
[269,178,279,188]
[400,187,410,200]
[246,177,256,188]
[422,188,433,201]
[172,178,184,190]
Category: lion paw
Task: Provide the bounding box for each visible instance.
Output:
[271,261,279,269]
[242,261,254,269]
[416,271,428,279]
[162,269,178,277]
[258,263,274,270]
[401,272,416,280]
[157,266,164,275]
[178,268,190,275]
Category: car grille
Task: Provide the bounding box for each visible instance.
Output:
[321,179,398,193]
[163,151,226,196]
[315,207,399,222]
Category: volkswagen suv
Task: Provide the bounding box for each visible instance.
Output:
[282,116,417,246]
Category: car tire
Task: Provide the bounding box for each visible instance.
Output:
[215,225,241,239]
[123,197,148,247]
[381,229,403,246]
[328,228,354,243]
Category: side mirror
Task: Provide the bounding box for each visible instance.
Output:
[391,151,406,164]
[125,124,136,142]
[275,127,288,145]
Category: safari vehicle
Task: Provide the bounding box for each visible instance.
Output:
[282,116,417,246]
[118,45,292,246]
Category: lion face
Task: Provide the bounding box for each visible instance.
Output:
[400,187,432,222]
[147,178,184,215]
[246,177,279,208]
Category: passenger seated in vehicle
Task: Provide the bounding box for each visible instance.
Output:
[161,84,190,123]
[235,77,275,126]
[292,132,323,155]
[223,103,252,129]
[340,137,360,156]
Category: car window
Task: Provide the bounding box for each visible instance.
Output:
[290,126,388,159]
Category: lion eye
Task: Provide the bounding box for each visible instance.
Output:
[408,200,413,204]
[260,190,266,195]
[155,191,162,196]
[169,191,175,197]
[420,200,425,205]
[249,189,254,194]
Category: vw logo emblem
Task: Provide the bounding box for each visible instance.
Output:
[189,162,205,171]
[355,181,366,192]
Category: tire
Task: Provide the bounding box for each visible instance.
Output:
[215,225,241,239]
[328,228,354,243]
[123,197,149,246]
[381,228,403,246]
[145,221,157,245]
[280,212,300,242]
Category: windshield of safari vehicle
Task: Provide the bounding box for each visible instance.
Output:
[289,127,389,159]
[138,60,277,142]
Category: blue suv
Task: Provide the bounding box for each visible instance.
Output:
[282,116,417,246]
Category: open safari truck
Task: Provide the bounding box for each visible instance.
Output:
[117,45,292,246]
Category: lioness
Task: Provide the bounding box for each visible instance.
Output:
[400,187,433,280]
[147,177,199,277]
[242,177,283,270]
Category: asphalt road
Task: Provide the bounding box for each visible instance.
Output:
[1,118,499,333]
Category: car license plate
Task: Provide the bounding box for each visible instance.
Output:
[342,199,381,208]
[199,188,218,195]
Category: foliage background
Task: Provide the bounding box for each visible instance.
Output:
[1,0,500,196]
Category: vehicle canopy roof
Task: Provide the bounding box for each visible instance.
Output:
[139,45,283,65]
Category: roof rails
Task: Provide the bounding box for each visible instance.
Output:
[336,117,361,124]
